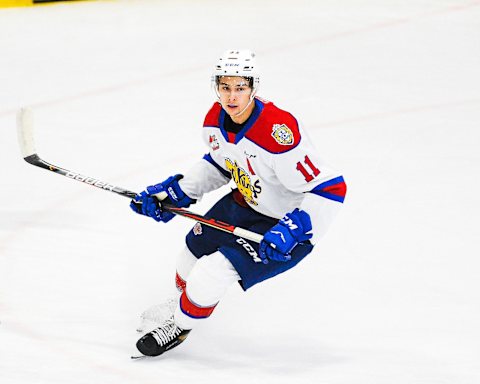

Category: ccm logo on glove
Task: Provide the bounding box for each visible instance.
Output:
[130,174,195,223]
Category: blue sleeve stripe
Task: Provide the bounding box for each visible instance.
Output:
[309,176,347,203]
[202,153,231,179]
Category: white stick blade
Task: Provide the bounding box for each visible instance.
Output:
[17,107,36,158]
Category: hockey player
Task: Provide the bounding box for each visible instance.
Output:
[130,50,347,357]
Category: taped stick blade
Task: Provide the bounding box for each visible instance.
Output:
[17,107,36,158]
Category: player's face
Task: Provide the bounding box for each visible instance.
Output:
[217,76,254,122]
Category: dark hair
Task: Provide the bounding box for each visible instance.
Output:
[215,76,253,88]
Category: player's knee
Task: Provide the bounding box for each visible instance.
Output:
[186,251,240,304]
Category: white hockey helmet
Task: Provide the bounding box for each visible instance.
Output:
[212,49,260,99]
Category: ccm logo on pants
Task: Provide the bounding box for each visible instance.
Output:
[236,238,262,263]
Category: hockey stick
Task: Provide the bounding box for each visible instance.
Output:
[16,108,264,244]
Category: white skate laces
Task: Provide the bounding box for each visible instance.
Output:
[151,318,183,346]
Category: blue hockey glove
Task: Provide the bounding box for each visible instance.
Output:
[130,174,195,223]
[259,208,313,264]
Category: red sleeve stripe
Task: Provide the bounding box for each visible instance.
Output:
[310,176,347,203]
[179,291,217,319]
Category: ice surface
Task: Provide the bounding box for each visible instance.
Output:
[1,0,479,383]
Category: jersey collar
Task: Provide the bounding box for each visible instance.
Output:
[219,98,264,144]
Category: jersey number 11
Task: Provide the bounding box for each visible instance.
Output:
[296,155,320,182]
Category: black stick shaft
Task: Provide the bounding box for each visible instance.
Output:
[22,154,263,243]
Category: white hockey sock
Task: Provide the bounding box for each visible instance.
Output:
[175,246,198,292]
[174,251,240,330]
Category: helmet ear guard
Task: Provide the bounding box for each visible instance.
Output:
[211,50,260,101]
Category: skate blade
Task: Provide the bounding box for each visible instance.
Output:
[131,354,150,360]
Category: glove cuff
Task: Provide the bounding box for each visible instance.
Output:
[281,209,313,243]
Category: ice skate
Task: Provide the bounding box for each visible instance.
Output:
[136,296,179,333]
[136,318,190,357]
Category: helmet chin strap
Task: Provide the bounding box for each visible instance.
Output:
[233,92,256,118]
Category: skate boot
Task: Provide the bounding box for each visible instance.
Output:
[136,318,190,357]
[136,296,179,333]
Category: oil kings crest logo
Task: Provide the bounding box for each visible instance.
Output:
[271,124,294,145]
[225,158,261,205]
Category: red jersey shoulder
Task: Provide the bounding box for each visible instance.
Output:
[203,102,222,128]
[245,100,301,154]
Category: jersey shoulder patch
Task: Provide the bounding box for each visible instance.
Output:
[203,102,222,128]
[245,102,301,154]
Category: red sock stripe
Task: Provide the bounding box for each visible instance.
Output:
[179,291,217,319]
[175,272,186,293]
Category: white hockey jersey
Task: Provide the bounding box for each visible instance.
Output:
[179,97,347,243]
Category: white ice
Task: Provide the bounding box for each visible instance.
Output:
[1,0,480,383]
